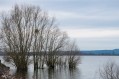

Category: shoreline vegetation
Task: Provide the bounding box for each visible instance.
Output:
[0,4,80,78]
[0,49,119,56]
[0,54,119,56]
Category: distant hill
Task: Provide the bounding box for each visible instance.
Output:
[80,49,119,55]
[0,49,119,56]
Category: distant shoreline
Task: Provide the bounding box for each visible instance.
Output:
[0,54,119,56]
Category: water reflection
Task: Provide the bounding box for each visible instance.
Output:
[69,68,80,79]
[32,68,80,79]
[33,69,48,79]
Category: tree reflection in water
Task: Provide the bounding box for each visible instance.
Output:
[33,68,80,79]
[11,68,80,79]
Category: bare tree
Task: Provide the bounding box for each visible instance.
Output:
[99,62,119,79]
[45,27,68,69]
[0,4,80,71]
[0,5,51,71]
[66,41,80,69]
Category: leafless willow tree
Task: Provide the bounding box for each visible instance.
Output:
[45,27,68,68]
[33,19,68,69]
[66,41,80,69]
[99,62,119,79]
[0,4,80,71]
[0,5,55,71]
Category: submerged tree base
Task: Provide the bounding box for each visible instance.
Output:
[16,67,28,73]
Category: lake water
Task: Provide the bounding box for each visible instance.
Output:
[1,56,119,79]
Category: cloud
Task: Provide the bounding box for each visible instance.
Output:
[62,28,119,38]
[0,0,119,50]
[0,7,11,13]
[78,38,119,50]
[48,10,119,21]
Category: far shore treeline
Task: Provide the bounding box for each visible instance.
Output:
[0,49,119,56]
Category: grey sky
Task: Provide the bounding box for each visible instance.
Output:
[0,0,119,50]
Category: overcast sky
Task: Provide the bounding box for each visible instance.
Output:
[0,0,119,50]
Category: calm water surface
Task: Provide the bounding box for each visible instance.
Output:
[1,56,119,79]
